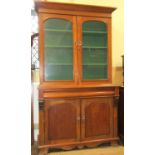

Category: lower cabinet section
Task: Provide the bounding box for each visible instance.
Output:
[38,86,119,154]
[40,97,118,147]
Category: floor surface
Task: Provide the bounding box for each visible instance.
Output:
[48,146,124,155]
[32,145,124,155]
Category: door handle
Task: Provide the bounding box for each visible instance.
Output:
[75,41,78,46]
[82,115,85,122]
[77,116,80,121]
[79,41,82,46]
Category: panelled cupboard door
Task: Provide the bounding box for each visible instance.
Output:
[44,99,80,144]
[77,16,112,84]
[39,14,78,85]
[81,97,113,140]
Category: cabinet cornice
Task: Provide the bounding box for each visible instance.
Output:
[35,1,116,14]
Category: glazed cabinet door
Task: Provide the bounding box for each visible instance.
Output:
[45,99,80,144]
[77,16,112,84]
[81,97,113,141]
[39,14,78,86]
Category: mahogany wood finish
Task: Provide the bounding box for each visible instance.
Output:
[35,1,116,14]
[44,99,80,144]
[35,1,118,154]
[37,1,116,88]
[38,137,119,149]
[81,98,113,140]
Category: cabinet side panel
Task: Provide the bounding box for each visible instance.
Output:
[39,111,45,145]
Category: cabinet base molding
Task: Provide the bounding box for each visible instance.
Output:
[86,143,102,148]
[61,146,76,150]
[38,137,119,150]
[111,141,118,146]
[77,145,85,149]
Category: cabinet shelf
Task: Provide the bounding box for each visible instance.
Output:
[45,29,106,34]
[45,45,107,49]
[46,63,72,65]
[45,45,72,48]
[46,63,107,66]
[45,28,72,32]
[83,30,107,34]
[83,63,107,66]
[83,46,107,49]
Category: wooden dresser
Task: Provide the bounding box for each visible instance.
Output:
[35,1,119,154]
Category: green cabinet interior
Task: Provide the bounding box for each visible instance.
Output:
[44,19,108,81]
[44,19,73,80]
[82,21,108,80]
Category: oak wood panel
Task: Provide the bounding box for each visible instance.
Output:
[81,97,113,140]
[44,99,80,144]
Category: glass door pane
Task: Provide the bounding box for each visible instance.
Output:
[82,21,108,80]
[44,19,73,80]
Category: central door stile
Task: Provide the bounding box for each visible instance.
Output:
[73,16,79,85]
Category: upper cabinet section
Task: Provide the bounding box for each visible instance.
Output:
[35,1,116,88]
